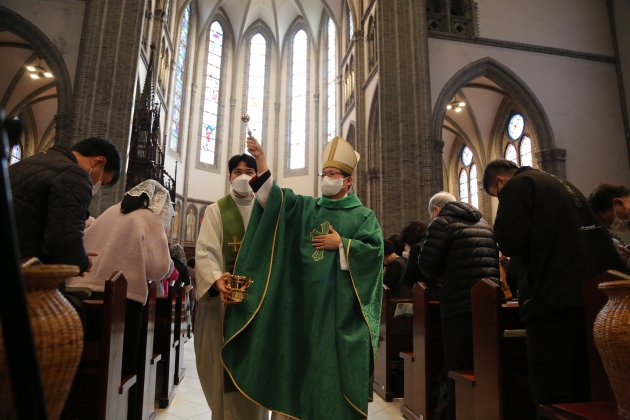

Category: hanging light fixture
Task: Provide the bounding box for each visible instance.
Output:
[25,59,53,79]
[446,94,466,112]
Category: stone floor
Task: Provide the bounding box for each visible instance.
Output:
[155,337,405,419]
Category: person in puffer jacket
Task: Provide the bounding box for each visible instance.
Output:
[418,191,500,420]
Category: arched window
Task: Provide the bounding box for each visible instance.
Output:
[169,4,190,152]
[505,113,534,167]
[458,145,478,208]
[289,30,308,170]
[326,17,337,142]
[367,18,377,71]
[163,0,170,28]
[10,143,21,165]
[200,21,224,165]
[245,33,267,145]
[347,3,354,44]
[459,169,469,203]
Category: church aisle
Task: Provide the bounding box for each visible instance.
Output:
[155,337,405,419]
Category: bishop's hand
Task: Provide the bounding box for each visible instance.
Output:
[312,226,342,250]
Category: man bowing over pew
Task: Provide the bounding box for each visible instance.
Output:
[221,136,383,420]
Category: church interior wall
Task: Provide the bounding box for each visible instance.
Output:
[2,0,85,89]
[428,37,630,198]
[614,0,630,130]
[476,0,614,56]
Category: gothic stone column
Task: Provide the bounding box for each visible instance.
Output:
[70,0,147,215]
[535,148,567,178]
[376,0,437,235]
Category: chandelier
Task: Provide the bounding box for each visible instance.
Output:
[446,95,466,112]
[25,59,53,79]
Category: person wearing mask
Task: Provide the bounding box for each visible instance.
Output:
[220,136,383,420]
[588,183,630,266]
[67,179,172,419]
[194,153,267,420]
[10,137,121,274]
[418,191,499,420]
[482,160,628,412]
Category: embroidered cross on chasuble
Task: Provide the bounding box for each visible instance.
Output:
[217,195,245,274]
[222,183,384,420]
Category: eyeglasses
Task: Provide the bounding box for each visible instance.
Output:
[318,172,344,178]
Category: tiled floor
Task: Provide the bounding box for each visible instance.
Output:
[156,337,405,419]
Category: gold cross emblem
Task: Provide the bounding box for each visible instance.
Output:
[228,236,242,252]
[310,221,331,261]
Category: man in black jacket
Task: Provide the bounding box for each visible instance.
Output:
[9,137,121,274]
[482,159,627,410]
[418,191,500,420]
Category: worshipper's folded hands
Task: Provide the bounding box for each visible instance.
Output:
[312,225,342,250]
[79,251,99,277]
[216,272,238,304]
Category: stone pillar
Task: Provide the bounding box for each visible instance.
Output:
[375,0,436,235]
[535,148,567,178]
[70,0,147,215]
[353,30,367,198]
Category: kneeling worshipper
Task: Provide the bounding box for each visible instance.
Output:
[221,136,384,420]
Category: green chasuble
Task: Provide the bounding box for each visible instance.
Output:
[222,183,383,420]
[217,194,246,274]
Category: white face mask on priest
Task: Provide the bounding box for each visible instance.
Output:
[319,137,360,199]
[228,153,257,198]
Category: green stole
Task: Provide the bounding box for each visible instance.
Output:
[222,184,383,420]
[217,194,245,274]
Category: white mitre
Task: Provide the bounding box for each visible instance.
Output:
[322,136,361,176]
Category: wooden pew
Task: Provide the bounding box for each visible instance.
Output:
[449,279,532,420]
[153,280,179,408]
[174,282,187,385]
[62,271,137,420]
[400,283,443,420]
[373,284,413,402]
[135,281,160,420]
[538,270,629,420]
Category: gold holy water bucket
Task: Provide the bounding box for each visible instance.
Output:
[225,275,254,303]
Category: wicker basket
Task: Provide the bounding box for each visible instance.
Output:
[0,265,83,420]
[594,280,630,420]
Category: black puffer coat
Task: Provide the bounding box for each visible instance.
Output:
[9,145,91,273]
[418,201,500,320]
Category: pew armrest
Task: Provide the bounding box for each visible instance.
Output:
[65,287,93,301]
[449,370,475,387]
[119,374,137,394]
[400,351,414,362]
[83,300,104,310]
[151,353,162,365]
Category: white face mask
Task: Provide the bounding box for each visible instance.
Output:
[321,177,347,197]
[231,174,253,196]
[90,166,104,195]
[611,206,630,232]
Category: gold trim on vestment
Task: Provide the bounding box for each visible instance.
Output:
[344,394,368,419]
[322,159,355,176]
[344,238,378,416]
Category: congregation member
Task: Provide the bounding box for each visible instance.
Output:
[400,219,429,291]
[386,233,408,263]
[194,154,266,420]
[383,238,410,298]
[482,159,628,411]
[588,183,630,266]
[66,179,173,419]
[220,136,383,420]
[10,137,121,274]
[418,191,500,420]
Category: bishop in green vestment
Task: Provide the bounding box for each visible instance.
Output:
[222,136,383,420]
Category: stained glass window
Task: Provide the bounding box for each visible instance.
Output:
[289,30,308,170]
[520,136,532,167]
[246,34,267,145]
[505,143,518,165]
[469,163,478,208]
[459,169,469,203]
[200,21,223,165]
[348,4,353,42]
[170,4,190,151]
[508,114,524,140]
[462,146,473,166]
[327,18,337,142]
[10,144,21,165]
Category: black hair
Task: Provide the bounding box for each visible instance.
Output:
[386,234,406,256]
[228,153,257,174]
[482,159,519,194]
[384,239,395,256]
[588,183,630,214]
[72,137,122,186]
[187,257,195,268]
[120,193,150,214]
[400,220,428,246]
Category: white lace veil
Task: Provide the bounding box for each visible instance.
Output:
[125,179,174,228]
